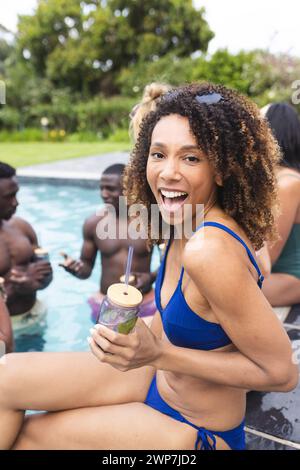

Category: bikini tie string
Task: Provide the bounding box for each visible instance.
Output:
[195,428,217,450]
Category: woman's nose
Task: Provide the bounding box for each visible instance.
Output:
[159,159,181,181]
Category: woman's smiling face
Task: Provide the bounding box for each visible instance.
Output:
[146,114,218,226]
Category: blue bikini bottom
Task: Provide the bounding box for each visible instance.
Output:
[144,375,245,450]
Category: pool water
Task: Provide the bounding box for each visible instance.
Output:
[15,183,160,353]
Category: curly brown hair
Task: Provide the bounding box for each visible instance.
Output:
[124,82,280,250]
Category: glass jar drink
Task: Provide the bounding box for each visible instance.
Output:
[34,248,49,261]
[97,283,143,334]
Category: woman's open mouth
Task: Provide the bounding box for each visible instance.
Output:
[159,189,188,213]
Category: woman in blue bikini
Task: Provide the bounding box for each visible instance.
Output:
[0,83,298,450]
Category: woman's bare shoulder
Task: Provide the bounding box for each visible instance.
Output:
[277,167,300,187]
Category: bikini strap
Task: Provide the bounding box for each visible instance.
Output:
[195,429,217,450]
[278,173,300,181]
[179,415,217,450]
[191,221,264,287]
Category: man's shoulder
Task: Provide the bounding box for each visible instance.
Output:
[8,216,32,231]
[83,211,106,234]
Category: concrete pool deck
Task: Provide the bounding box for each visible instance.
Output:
[17,151,130,187]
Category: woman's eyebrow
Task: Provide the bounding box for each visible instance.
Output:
[150,142,166,148]
[180,145,200,151]
[150,143,200,151]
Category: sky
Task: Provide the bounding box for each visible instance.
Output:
[0,0,299,56]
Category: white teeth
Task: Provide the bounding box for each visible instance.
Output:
[160,190,187,198]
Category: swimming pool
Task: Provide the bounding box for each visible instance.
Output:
[15,183,160,353]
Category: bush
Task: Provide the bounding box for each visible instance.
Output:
[0,128,131,143]
[107,127,131,143]
[0,127,44,142]
[75,95,136,137]
[0,106,21,130]
[117,53,195,96]
[67,131,102,142]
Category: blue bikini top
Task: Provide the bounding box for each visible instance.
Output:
[155,222,264,351]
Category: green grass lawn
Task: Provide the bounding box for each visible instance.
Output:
[0,141,131,167]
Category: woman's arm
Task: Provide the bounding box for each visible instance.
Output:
[89,236,298,392]
[0,298,14,354]
[268,176,300,264]
[153,236,298,392]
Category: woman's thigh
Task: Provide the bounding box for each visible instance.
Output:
[0,351,155,411]
[13,403,231,450]
[12,403,195,450]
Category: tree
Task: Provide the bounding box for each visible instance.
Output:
[0,24,14,77]
[191,49,300,107]
[16,0,214,96]
[191,49,275,100]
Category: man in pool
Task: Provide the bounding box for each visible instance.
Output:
[60,164,157,323]
[0,162,53,337]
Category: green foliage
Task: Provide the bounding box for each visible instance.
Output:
[0,39,13,75]
[67,131,101,143]
[191,49,275,101]
[0,127,129,143]
[107,127,130,143]
[74,95,136,136]
[0,127,44,142]
[117,53,195,96]
[1,2,300,136]
[27,87,78,131]
[15,0,213,96]
[0,106,21,130]
[0,91,135,135]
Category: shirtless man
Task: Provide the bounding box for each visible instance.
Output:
[60,164,157,323]
[0,162,53,336]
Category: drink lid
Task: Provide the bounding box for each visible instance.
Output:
[34,248,48,256]
[119,274,135,284]
[107,283,143,308]
[159,243,166,253]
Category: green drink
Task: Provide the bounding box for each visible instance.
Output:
[97,283,143,334]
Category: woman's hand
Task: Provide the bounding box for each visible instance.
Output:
[88,318,162,371]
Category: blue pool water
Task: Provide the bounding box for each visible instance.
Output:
[15,183,160,353]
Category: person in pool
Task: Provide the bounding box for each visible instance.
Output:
[129,82,171,141]
[0,83,298,451]
[0,162,53,336]
[60,163,158,323]
[260,103,300,307]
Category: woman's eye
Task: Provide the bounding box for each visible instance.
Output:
[184,155,200,163]
[150,152,164,159]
